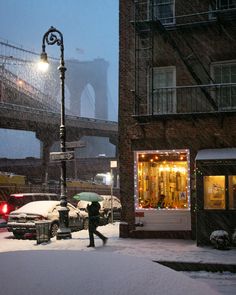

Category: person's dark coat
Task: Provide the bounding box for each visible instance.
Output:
[87,201,100,225]
[86,201,107,247]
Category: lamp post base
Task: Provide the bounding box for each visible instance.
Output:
[56,206,72,240]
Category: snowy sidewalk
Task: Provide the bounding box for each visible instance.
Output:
[0,222,235,266]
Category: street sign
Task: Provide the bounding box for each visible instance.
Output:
[50,151,75,161]
[110,160,117,168]
[66,140,86,149]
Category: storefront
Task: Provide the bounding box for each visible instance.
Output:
[196,148,236,245]
[133,149,191,237]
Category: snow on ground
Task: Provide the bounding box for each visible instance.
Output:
[0,223,235,295]
[1,223,235,264]
[182,271,236,295]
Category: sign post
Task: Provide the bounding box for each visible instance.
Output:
[110,160,117,224]
[65,140,86,179]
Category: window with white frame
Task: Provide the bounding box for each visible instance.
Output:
[150,66,176,114]
[211,62,236,109]
[152,0,175,24]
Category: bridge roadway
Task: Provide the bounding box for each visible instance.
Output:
[0,67,117,142]
[0,102,118,142]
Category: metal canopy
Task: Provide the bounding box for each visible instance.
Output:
[196,148,236,161]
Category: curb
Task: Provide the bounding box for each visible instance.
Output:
[154,261,236,273]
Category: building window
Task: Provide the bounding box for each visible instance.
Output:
[152,0,175,24]
[219,0,236,9]
[210,0,236,10]
[134,149,190,210]
[204,176,226,209]
[209,1,236,19]
[150,66,176,114]
[228,175,236,209]
[211,62,236,109]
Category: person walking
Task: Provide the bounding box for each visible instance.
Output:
[87,201,108,247]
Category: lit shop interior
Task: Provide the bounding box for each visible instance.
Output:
[203,175,236,210]
[135,150,190,210]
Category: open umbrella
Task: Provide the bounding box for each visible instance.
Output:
[73,192,103,202]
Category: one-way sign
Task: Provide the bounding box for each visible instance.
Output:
[50,151,75,161]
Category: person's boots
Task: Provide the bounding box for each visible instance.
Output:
[103,237,108,245]
[87,244,95,247]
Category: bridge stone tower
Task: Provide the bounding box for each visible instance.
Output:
[43,58,109,120]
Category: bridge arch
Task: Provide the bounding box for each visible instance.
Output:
[43,58,109,120]
[81,83,95,118]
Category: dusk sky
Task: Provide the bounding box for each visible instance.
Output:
[0,0,119,158]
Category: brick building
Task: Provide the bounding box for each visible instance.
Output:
[118,0,236,244]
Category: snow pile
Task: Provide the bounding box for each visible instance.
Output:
[210,230,230,250]
[232,230,236,246]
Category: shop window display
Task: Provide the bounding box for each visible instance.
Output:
[135,150,190,209]
[204,176,226,209]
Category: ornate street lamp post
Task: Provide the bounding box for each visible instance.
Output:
[40,26,71,239]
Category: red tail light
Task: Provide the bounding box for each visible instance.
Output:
[2,203,9,214]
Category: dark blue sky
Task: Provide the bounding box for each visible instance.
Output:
[0,0,118,158]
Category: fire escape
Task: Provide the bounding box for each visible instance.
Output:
[133,0,236,119]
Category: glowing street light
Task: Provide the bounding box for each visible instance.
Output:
[38,52,49,72]
[40,26,71,240]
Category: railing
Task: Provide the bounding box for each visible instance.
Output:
[0,67,61,111]
[135,83,236,117]
[134,1,236,27]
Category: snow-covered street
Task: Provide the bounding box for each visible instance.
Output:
[0,223,235,295]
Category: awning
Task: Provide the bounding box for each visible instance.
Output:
[196,148,236,161]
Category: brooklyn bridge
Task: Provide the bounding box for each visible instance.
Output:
[0,39,118,185]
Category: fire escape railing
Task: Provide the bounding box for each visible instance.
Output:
[134,83,236,117]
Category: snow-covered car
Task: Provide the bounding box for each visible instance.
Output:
[77,195,121,224]
[7,200,88,239]
[0,193,59,223]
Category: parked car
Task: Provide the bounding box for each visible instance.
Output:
[7,200,88,239]
[77,195,121,224]
[0,193,59,223]
[0,194,7,227]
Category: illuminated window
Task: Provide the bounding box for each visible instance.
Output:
[135,150,190,210]
[228,175,236,209]
[204,176,226,209]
